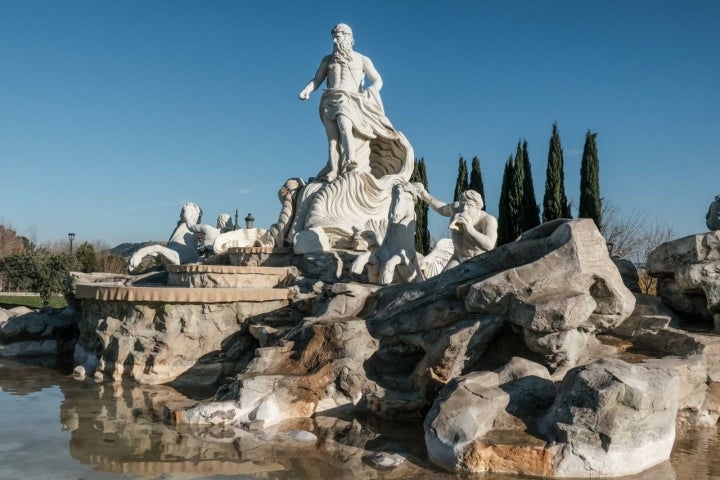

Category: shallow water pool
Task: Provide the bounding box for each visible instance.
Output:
[0,356,718,480]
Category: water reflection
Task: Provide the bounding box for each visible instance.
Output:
[1,357,719,479]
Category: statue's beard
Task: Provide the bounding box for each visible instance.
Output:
[332,38,354,64]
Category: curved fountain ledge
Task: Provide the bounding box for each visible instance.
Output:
[166,264,298,289]
[73,264,296,302]
[75,283,291,303]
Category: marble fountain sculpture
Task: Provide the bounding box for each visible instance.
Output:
[46,23,720,478]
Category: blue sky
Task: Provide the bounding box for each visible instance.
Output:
[1,0,718,247]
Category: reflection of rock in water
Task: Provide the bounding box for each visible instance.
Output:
[0,356,73,394]
[672,425,720,480]
[61,379,445,479]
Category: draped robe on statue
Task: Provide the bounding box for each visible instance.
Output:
[290,87,415,245]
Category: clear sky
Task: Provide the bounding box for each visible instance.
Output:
[1,0,718,247]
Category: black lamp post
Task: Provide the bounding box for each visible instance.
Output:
[245,213,255,229]
[68,232,75,254]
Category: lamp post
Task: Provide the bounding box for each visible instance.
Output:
[68,232,75,254]
[245,213,255,229]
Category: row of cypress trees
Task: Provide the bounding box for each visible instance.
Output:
[413,123,602,250]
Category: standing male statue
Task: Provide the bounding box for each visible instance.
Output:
[707,195,720,231]
[417,187,498,270]
[299,23,395,182]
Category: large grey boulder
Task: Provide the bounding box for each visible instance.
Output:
[540,358,679,477]
[462,219,634,372]
[647,231,720,330]
[425,357,680,477]
[368,218,634,374]
[424,357,558,476]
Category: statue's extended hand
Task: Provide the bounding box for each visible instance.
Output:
[298,88,312,100]
[412,182,428,200]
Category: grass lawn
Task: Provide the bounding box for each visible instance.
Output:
[0,294,67,310]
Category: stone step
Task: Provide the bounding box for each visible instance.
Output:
[166,264,298,288]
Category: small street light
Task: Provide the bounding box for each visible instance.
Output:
[68,232,75,254]
[245,213,255,229]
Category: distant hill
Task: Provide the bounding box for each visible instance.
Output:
[109,241,167,258]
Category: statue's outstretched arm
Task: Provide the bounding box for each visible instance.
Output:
[299,56,329,100]
[415,184,455,217]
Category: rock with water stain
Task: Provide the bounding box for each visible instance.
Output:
[426,357,679,477]
[424,357,558,476]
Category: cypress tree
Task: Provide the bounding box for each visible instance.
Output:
[410,158,431,254]
[497,156,513,245]
[513,140,527,232]
[453,156,468,202]
[579,130,602,229]
[521,140,541,230]
[497,155,524,245]
[543,122,570,222]
[469,156,486,211]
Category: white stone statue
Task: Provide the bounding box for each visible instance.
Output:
[376,183,424,284]
[299,23,391,182]
[417,188,498,270]
[212,227,267,254]
[191,213,234,255]
[350,183,423,284]
[292,23,415,247]
[707,195,720,231]
[258,178,306,247]
[128,202,203,271]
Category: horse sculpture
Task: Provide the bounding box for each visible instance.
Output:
[375,183,423,285]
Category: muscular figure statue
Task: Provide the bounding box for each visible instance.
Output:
[299,23,394,181]
[417,187,498,270]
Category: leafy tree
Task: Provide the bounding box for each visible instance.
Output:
[520,140,540,230]
[410,158,431,254]
[468,156,486,211]
[579,130,602,229]
[75,241,100,273]
[0,225,29,259]
[0,247,77,305]
[497,155,524,245]
[100,253,128,274]
[453,156,468,202]
[543,122,571,222]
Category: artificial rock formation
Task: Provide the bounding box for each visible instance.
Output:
[7,217,714,478]
[647,230,720,330]
[0,305,79,357]
[539,359,679,477]
[424,357,680,477]
[179,219,636,431]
